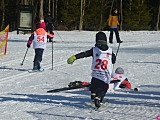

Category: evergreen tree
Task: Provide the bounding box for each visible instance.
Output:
[83,0,109,31]
[123,0,151,30]
[0,0,159,31]
[58,0,81,30]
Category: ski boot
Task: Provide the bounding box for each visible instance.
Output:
[38,63,44,72]
[32,66,38,72]
[94,97,101,108]
[39,66,44,72]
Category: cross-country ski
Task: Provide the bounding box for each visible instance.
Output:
[47,81,90,93]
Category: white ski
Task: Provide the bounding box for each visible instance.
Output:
[28,69,44,73]
[28,70,38,73]
[85,99,109,112]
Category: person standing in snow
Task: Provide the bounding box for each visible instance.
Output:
[27,20,54,71]
[108,67,131,90]
[67,31,116,108]
[44,12,54,42]
[108,8,122,44]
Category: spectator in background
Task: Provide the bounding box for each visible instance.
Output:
[108,8,122,44]
[44,12,54,42]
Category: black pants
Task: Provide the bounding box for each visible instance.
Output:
[46,24,54,34]
[109,28,121,43]
[33,48,44,70]
[46,24,54,42]
[90,77,109,102]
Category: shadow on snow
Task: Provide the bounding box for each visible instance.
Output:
[0,66,28,71]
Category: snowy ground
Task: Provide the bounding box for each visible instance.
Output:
[0,30,160,120]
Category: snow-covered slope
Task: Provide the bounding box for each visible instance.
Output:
[0,30,160,120]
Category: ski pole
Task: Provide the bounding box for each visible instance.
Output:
[113,43,121,71]
[20,48,29,66]
[51,41,53,70]
[53,26,64,42]
[55,30,64,42]
[115,43,121,57]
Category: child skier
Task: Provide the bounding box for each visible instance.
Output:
[108,67,131,90]
[27,20,54,71]
[67,31,116,108]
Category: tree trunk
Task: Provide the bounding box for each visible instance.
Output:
[39,0,44,20]
[48,0,51,12]
[120,0,123,30]
[20,0,33,5]
[21,0,28,5]
[0,0,5,30]
[55,0,58,23]
[156,3,160,30]
[99,0,104,31]
[110,0,114,14]
[79,0,85,31]
[52,0,55,20]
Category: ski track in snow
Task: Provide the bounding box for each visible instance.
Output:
[0,31,160,120]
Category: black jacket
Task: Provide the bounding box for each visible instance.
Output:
[44,15,53,24]
[75,45,116,64]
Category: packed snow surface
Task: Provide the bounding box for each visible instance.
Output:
[0,30,160,120]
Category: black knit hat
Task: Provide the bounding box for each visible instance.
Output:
[96,31,107,45]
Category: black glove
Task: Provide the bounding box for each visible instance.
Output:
[27,44,30,48]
